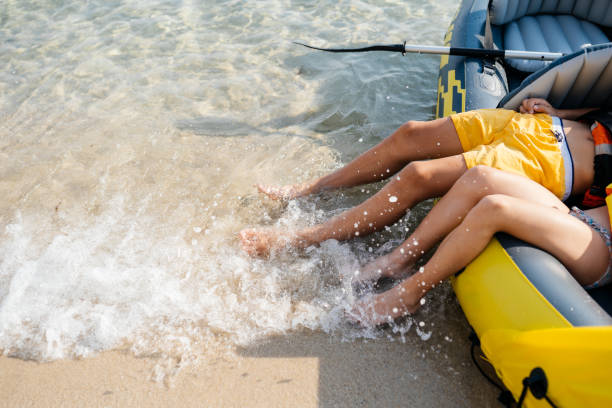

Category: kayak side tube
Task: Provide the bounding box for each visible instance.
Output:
[481,327,612,407]
[436,0,509,119]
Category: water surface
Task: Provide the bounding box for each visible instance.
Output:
[0,0,478,381]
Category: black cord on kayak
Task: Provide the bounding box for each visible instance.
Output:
[294,41,406,54]
[468,331,515,407]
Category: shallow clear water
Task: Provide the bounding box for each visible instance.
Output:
[0,0,461,366]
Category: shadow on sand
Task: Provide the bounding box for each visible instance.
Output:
[236,317,498,407]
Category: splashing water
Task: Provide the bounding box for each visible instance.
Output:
[0,0,459,364]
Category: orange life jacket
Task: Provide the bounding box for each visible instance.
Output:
[579,110,612,208]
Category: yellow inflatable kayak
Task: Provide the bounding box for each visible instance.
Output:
[436,1,612,406]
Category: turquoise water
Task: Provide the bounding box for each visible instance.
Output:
[0,0,489,387]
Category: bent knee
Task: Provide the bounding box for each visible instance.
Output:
[400,160,434,184]
[457,166,514,198]
[470,194,514,222]
[391,120,425,147]
[461,165,500,188]
[397,120,422,136]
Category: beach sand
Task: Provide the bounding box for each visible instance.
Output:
[0,331,498,407]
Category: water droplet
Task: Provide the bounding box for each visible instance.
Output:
[389,196,398,203]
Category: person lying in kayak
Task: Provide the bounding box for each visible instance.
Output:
[347,165,611,326]
[240,98,609,259]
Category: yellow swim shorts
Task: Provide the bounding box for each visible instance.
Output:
[451,109,571,200]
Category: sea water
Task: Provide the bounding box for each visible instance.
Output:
[0,0,461,368]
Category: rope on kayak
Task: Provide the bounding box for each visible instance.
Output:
[293,41,406,55]
[516,368,558,408]
[469,330,559,407]
[468,331,515,407]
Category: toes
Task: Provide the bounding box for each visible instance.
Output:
[256,184,271,195]
[239,229,256,244]
[239,229,266,257]
[256,184,283,200]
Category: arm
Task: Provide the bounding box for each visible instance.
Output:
[519,98,597,120]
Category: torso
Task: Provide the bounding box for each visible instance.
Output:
[563,119,595,195]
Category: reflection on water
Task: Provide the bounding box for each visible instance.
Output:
[0,0,461,371]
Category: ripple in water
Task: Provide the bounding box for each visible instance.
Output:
[0,0,459,367]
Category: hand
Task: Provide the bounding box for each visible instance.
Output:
[519,98,558,116]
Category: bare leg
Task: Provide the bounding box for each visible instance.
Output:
[258,118,463,200]
[240,155,468,257]
[355,166,568,284]
[351,194,610,326]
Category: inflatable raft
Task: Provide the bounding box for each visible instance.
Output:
[436,1,612,406]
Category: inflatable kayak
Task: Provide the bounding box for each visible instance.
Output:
[436,1,612,406]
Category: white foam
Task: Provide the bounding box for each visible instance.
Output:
[0,0,458,367]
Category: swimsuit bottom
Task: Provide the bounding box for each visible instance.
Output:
[570,206,612,289]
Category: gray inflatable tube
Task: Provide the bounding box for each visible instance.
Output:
[495,43,612,323]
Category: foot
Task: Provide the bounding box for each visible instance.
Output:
[256,182,314,201]
[352,253,412,293]
[239,228,293,257]
[348,286,420,327]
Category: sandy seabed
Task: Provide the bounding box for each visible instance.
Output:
[0,331,498,408]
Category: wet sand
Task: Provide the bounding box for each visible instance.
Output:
[0,331,498,407]
[0,1,496,406]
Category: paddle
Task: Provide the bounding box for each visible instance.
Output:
[295,42,564,61]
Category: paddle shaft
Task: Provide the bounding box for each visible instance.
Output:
[295,42,564,61]
[404,44,563,61]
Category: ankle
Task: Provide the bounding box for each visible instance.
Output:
[388,251,413,271]
[293,229,318,249]
[306,178,324,195]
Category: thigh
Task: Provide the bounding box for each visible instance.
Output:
[394,117,464,160]
[393,154,469,202]
[458,166,567,210]
[495,197,608,286]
